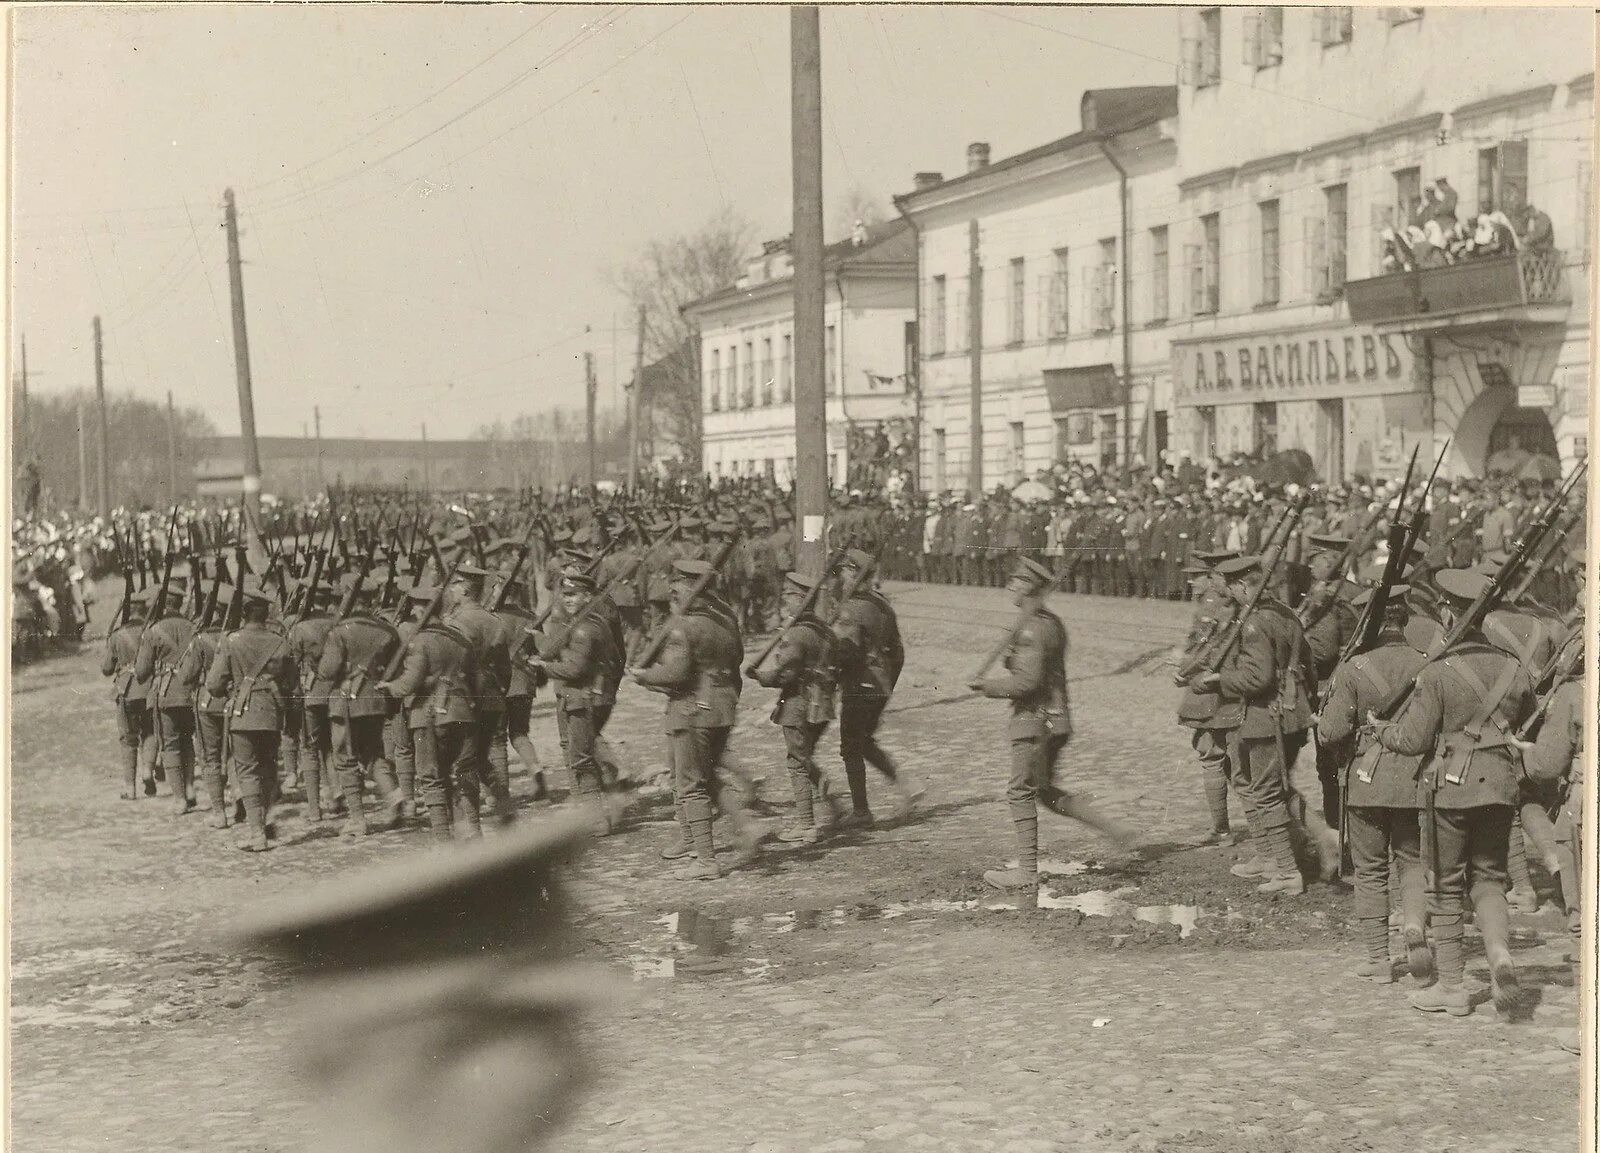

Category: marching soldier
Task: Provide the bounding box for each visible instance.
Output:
[205,582,295,852]
[974,558,1129,890]
[135,575,199,814]
[176,590,231,827]
[750,570,840,846]
[1193,555,1313,895]
[1298,533,1361,872]
[831,549,924,826]
[444,565,514,832]
[525,569,622,828]
[317,575,404,837]
[377,583,479,842]
[1174,551,1239,844]
[1316,584,1430,984]
[289,577,340,821]
[1369,568,1536,1018]
[103,588,157,799]
[632,559,751,880]
[495,581,548,802]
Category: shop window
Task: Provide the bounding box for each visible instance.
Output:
[1196,405,1217,459]
[1154,410,1170,458]
[1253,401,1279,456]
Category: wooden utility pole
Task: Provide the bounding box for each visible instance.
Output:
[222,188,263,548]
[93,315,110,514]
[791,5,827,577]
[76,398,89,510]
[584,351,598,488]
[166,390,179,502]
[628,305,646,489]
[967,220,984,497]
[420,421,431,492]
[313,404,325,488]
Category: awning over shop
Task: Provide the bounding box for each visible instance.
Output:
[1044,364,1121,412]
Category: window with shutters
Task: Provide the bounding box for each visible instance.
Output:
[1324,184,1348,296]
[1478,141,1529,215]
[1190,214,1220,314]
[1150,227,1169,322]
[930,275,947,354]
[1010,421,1026,480]
[1091,238,1117,332]
[1187,9,1222,88]
[1259,199,1281,305]
[760,337,774,406]
[1384,7,1422,25]
[1244,7,1284,68]
[825,324,837,393]
[708,349,721,412]
[1008,257,1026,345]
[1047,248,1070,336]
[1394,166,1421,227]
[780,333,793,402]
[725,345,738,410]
[1316,7,1353,46]
[742,340,755,407]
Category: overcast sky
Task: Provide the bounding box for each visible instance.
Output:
[12,4,1174,439]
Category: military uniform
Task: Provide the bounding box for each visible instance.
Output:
[206,592,295,850]
[288,602,338,820]
[446,572,514,831]
[1372,569,1536,1017]
[1175,559,1237,841]
[633,559,747,879]
[495,599,546,799]
[379,604,478,842]
[175,618,230,825]
[533,571,623,806]
[316,598,403,836]
[1523,674,1583,940]
[135,599,199,813]
[1318,597,1429,982]
[103,604,156,799]
[752,572,838,843]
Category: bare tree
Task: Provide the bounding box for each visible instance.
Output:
[612,206,752,470]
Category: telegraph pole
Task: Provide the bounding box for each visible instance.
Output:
[628,305,645,489]
[166,390,179,502]
[76,398,89,510]
[791,5,827,576]
[93,315,110,514]
[222,188,263,548]
[313,404,325,488]
[584,351,598,488]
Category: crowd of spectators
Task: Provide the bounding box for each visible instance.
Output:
[1379,176,1556,274]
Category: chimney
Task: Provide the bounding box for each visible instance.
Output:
[966,142,991,172]
[913,171,944,191]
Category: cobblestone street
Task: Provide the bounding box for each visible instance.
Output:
[10,582,1580,1153]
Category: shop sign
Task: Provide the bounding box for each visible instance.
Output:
[1173,325,1414,404]
[1516,384,1556,409]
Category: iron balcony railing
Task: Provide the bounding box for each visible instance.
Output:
[1346,249,1569,326]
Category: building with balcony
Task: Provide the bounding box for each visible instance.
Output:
[685,221,916,486]
[896,86,1181,496]
[1171,6,1592,480]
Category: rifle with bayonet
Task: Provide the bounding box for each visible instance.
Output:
[746,545,846,676]
[377,554,462,683]
[1340,444,1439,660]
[1507,504,1583,606]
[631,532,741,670]
[526,519,681,667]
[485,514,545,611]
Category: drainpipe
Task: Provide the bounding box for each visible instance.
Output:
[1097,136,1134,470]
[893,197,923,492]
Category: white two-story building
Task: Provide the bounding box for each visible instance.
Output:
[685,222,916,486]
[896,86,1181,496]
[1170,5,1592,479]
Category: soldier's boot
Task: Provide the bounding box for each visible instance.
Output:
[1202,773,1231,842]
[1257,825,1305,895]
[396,765,417,819]
[985,802,1040,891]
[1398,858,1434,980]
[1354,901,1394,982]
[530,771,550,803]
[303,764,325,822]
[373,762,405,830]
[119,745,139,800]
[237,797,270,853]
[661,801,694,861]
[1042,789,1138,850]
[281,740,301,794]
[677,799,720,880]
[777,765,821,844]
[1506,822,1539,912]
[1410,911,1471,1016]
[172,748,195,815]
[426,803,453,844]
[452,792,482,840]
[840,761,874,828]
[141,740,159,795]
[892,773,928,819]
[1474,883,1523,1017]
[204,762,228,828]
[815,778,848,831]
[340,785,369,839]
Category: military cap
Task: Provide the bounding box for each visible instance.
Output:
[340,571,379,596]
[671,558,714,581]
[557,548,594,570]
[783,570,820,593]
[483,537,517,556]
[451,564,490,588]
[708,519,738,536]
[132,585,164,603]
[1433,567,1488,604]
[1181,560,1211,576]
[1194,550,1240,567]
[1306,533,1351,553]
[840,548,876,571]
[647,517,674,534]
[237,580,274,609]
[570,527,593,547]
[1215,555,1262,578]
[1475,551,1511,574]
[560,571,596,593]
[774,507,793,523]
[230,814,593,974]
[447,527,475,546]
[678,516,704,531]
[1009,557,1056,588]
[1351,582,1409,607]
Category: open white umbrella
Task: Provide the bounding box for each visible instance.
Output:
[1011,478,1053,503]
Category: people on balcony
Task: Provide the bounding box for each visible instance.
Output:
[1380,195,1555,275]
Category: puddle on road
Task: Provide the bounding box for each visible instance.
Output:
[1035,887,1203,938]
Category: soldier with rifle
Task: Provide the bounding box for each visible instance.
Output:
[749,555,846,847]
[289,560,343,823]
[631,553,752,880]
[1192,530,1315,896]
[973,558,1132,891]
[205,581,295,852]
[830,548,925,827]
[317,570,405,838]
[443,565,514,834]
[1172,550,1242,845]
[103,585,157,800]
[135,568,200,815]
[176,565,234,828]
